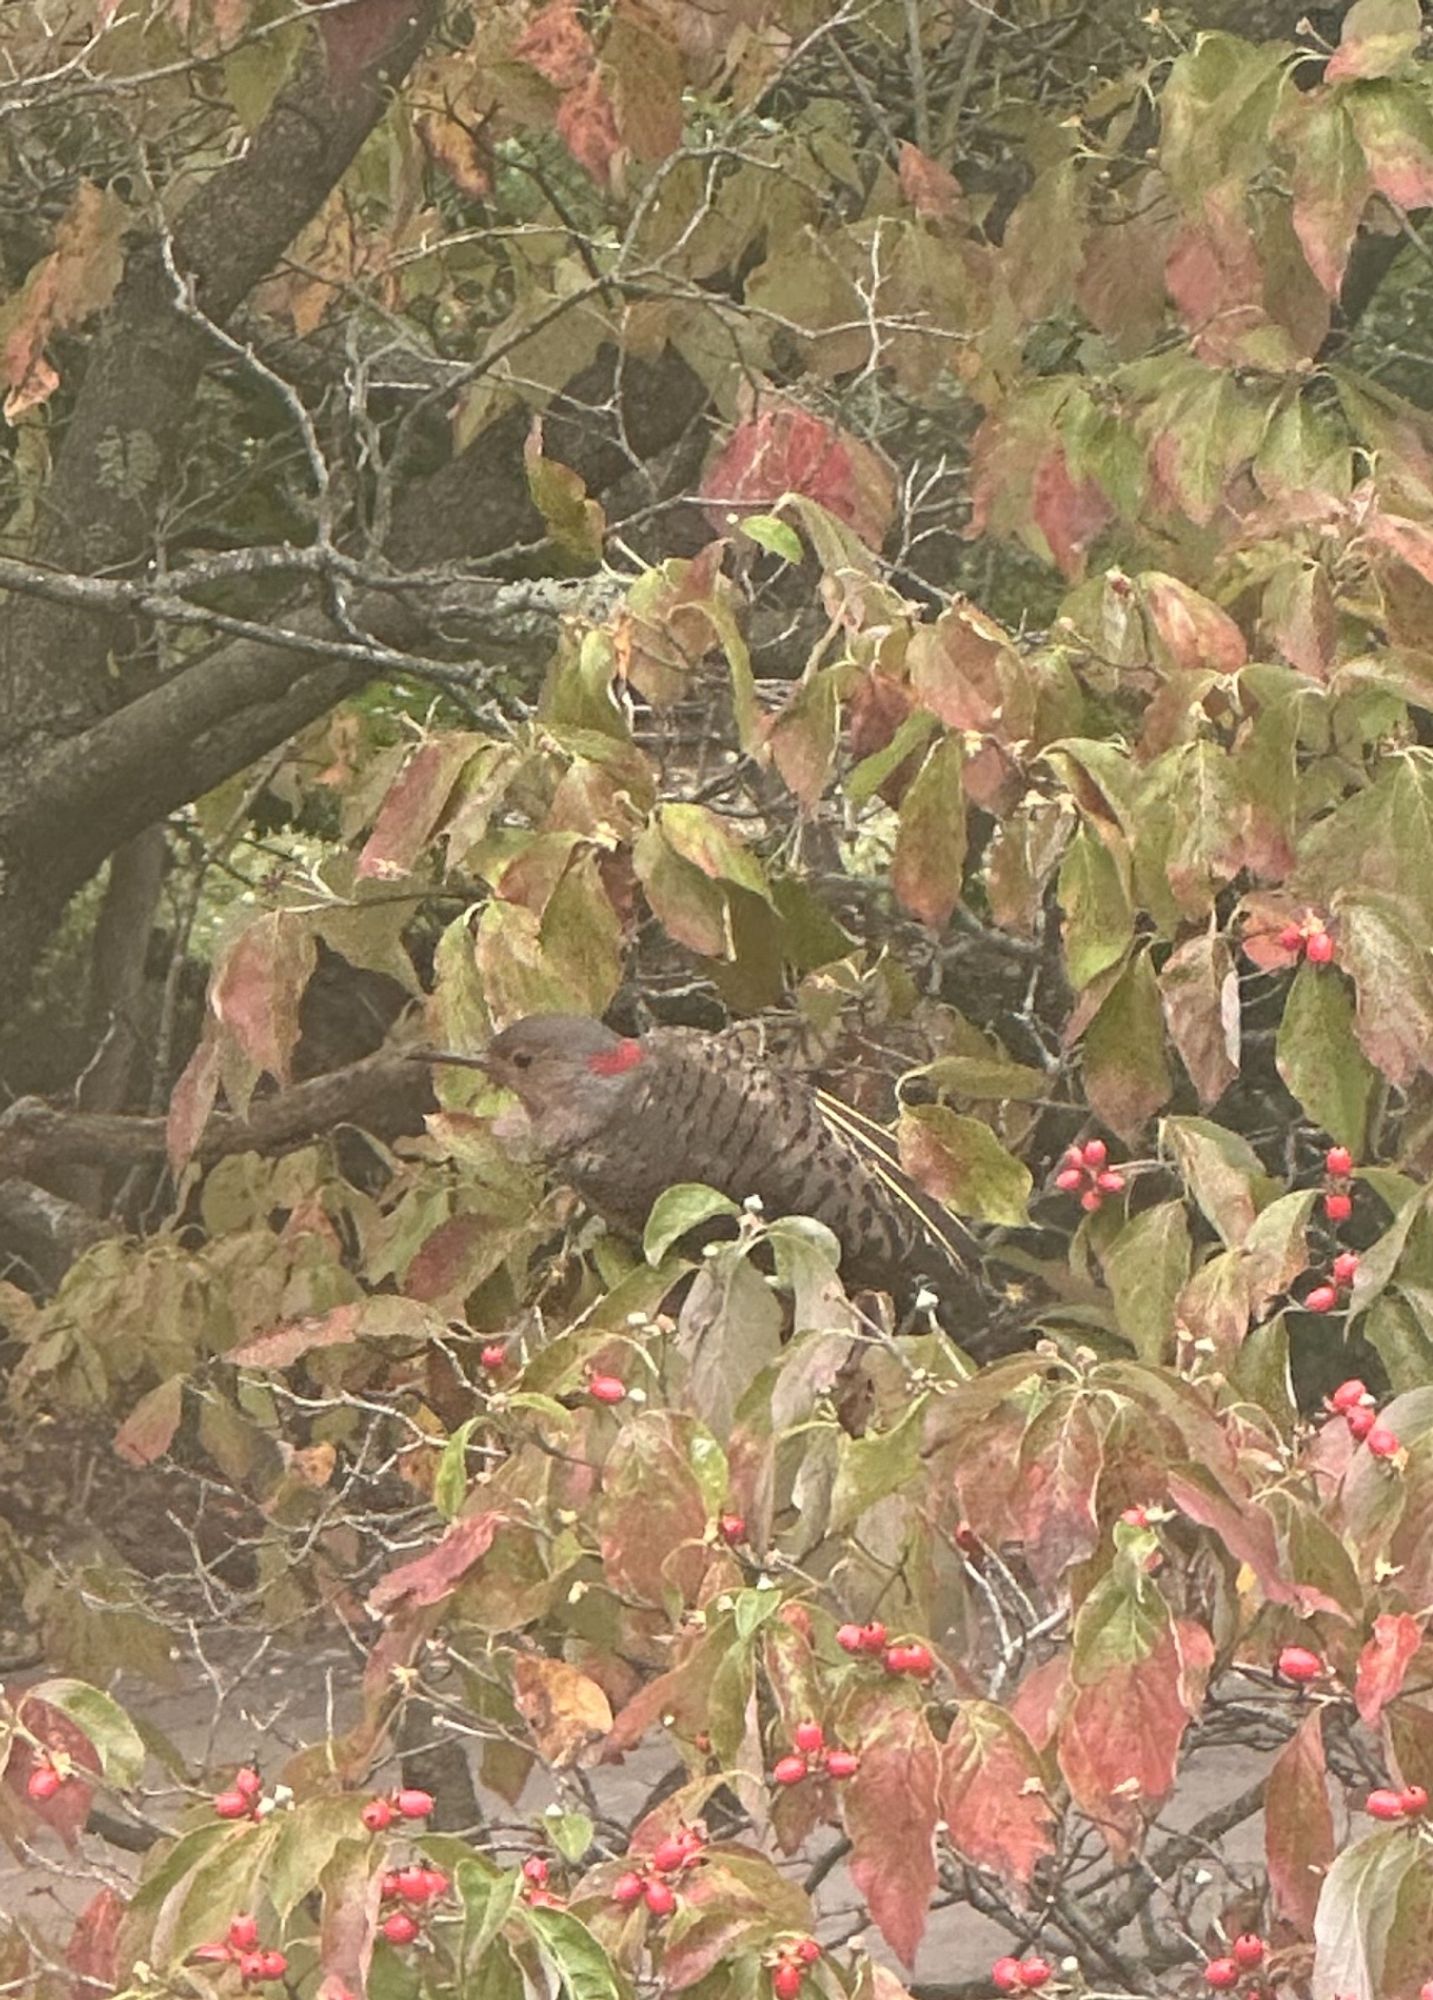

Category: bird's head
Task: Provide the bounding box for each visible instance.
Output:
[422,1014,647,1147]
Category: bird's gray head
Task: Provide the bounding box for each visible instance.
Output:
[427,1014,648,1149]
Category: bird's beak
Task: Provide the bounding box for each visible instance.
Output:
[409,1048,493,1074]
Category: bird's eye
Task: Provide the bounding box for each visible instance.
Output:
[510,1051,534,1070]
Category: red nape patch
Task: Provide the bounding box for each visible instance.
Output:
[588,1038,645,1077]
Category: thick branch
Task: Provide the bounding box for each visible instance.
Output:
[0,1050,431,1182]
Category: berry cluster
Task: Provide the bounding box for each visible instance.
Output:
[1278,911,1335,964]
[213,1766,270,1821]
[1203,1930,1266,1988]
[518,1852,566,1909]
[359,1786,436,1832]
[767,1936,821,1999]
[379,1859,455,1944]
[1321,1143,1354,1223]
[991,1953,1052,1991]
[1054,1138,1125,1212]
[1365,1782,1428,1821]
[190,1914,288,1984]
[1325,1378,1401,1459]
[1303,1249,1359,1315]
[772,1721,859,1786]
[835,1621,935,1679]
[610,1822,707,1915]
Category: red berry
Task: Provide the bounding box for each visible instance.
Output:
[644,1878,676,1916]
[394,1787,434,1819]
[773,1754,809,1786]
[1054,1167,1085,1192]
[1306,929,1335,964]
[1278,923,1305,953]
[1231,1934,1265,1969]
[1347,1405,1377,1440]
[1121,1506,1149,1528]
[213,1789,251,1818]
[1018,1963,1052,1992]
[589,1374,626,1405]
[480,1343,506,1370]
[1326,1146,1353,1177]
[1324,1190,1353,1222]
[1305,1284,1338,1314]
[423,1868,450,1899]
[1062,1145,1086,1168]
[256,1952,288,1982]
[677,1825,705,1858]
[1367,1787,1407,1819]
[772,1964,803,2000]
[1079,1188,1103,1213]
[1332,1251,1359,1285]
[1277,1644,1323,1683]
[1421,1983,1433,2000]
[381,1911,419,1945]
[1095,1169,1126,1194]
[793,1720,824,1755]
[1204,1962,1238,1991]
[885,1641,934,1677]
[228,1915,260,1951]
[1368,1425,1402,1458]
[992,1962,1023,1996]
[236,1953,267,1983]
[1330,1377,1368,1411]
[719,1513,746,1544]
[234,1767,263,1799]
[380,1871,404,1900]
[836,1623,864,1653]
[522,1855,549,1886]
[794,1940,821,1964]
[1081,1138,1108,1167]
[396,1866,432,1902]
[26,1764,61,1802]
[360,1798,393,1832]
[611,1870,646,1905]
[650,1836,687,1874]
[1402,1785,1429,1815]
[859,1622,887,1652]
[824,1748,860,1779]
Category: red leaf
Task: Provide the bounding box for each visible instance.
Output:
[841,1699,940,1965]
[1016,1392,1104,1587]
[210,911,316,1083]
[556,69,624,186]
[66,1888,124,2000]
[1059,1613,1211,1858]
[513,0,594,87]
[1030,444,1111,579]
[6,1699,100,1847]
[938,1701,1057,1889]
[166,1024,221,1175]
[1166,1466,1345,1617]
[317,1835,385,2000]
[1140,572,1247,672]
[1265,1706,1334,1933]
[1355,1611,1424,1726]
[113,1376,183,1468]
[702,405,897,550]
[357,736,479,880]
[367,1510,506,1615]
[1326,0,1422,84]
[228,1302,364,1370]
[898,142,963,220]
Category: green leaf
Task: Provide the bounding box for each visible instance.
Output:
[267,1798,366,1920]
[523,1903,629,2000]
[643,1184,741,1264]
[739,512,804,564]
[1058,825,1134,989]
[919,1054,1049,1100]
[1101,1201,1191,1363]
[1276,962,1377,1154]
[829,1398,925,1534]
[435,1418,479,1522]
[892,733,967,928]
[544,1809,596,1864]
[846,708,936,806]
[1082,951,1174,1140]
[897,1104,1031,1227]
[457,1857,522,1974]
[36,1680,145,1788]
[1162,1116,1271,1248]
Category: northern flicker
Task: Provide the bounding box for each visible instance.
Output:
[423,1014,999,1352]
